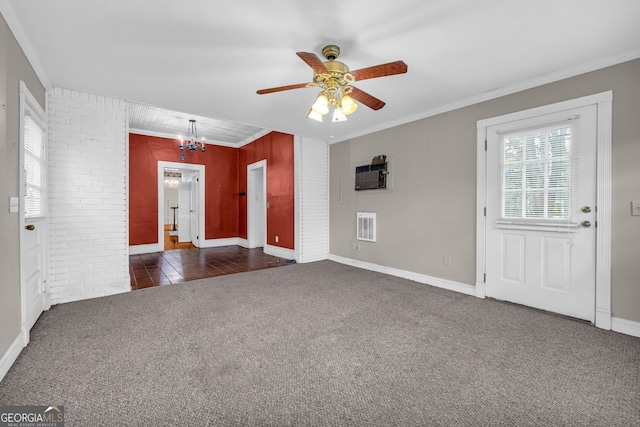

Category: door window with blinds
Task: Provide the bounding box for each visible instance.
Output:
[499,118,580,226]
[23,104,47,220]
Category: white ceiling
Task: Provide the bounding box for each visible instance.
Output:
[3,0,640,145]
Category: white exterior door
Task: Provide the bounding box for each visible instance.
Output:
[19,81,49,336]
[484,104,597,321]
[21,218,47,332]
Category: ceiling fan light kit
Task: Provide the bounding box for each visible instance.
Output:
[257,45,407,123]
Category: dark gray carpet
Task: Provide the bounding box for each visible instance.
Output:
[1,260,639,426]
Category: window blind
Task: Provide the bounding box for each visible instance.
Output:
[24,111,46,219]
[499,116,581,223]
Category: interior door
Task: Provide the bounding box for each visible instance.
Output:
[178,179,191,243]
[485,105,597,321]
[247,162,266,249]
[190,171,199,247]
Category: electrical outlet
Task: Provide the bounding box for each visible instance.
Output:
[275,235,279,243]
[443,256,452,267]
[632,201,640,216]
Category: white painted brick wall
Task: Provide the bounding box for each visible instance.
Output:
[47,87,130,304]
[296,137,329,263]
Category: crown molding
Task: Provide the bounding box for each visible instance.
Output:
[0,1,51,89]
[330,48,640,144]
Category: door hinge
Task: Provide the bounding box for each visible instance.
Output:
[484,140,487,151]
[483,273,486,283]
[483,207,486,217]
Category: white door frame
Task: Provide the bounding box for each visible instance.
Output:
[157,161,205,250]
[247,160,267,249]
[476,91,613,329]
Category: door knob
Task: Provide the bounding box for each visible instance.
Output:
[581,221,591,228]
[25,224,35,230]
[581,206,591,213]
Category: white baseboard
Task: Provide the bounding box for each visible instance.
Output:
[237,240,294,260]
[200,238,241,248]
[328,254,476,296]
[0,331,26,383]
[129,243,162,255]
[265,244,295,260]
[611,317,640,338]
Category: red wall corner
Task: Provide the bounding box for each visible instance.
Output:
[239,132,295,250]
[128,134,239,246]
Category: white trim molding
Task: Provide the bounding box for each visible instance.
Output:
[157,161,205,251]
[328,254,476,296]
[129,243,162,255]
[328,49,640,144]
[265,244,295,260]
[200,238,242,248]
[0,2,51,89]
[611,317,640,338]
[476,91,613,330]
[0,332,26,383]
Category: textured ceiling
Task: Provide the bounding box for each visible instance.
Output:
[2,0,640,144]
[128,103,266,146]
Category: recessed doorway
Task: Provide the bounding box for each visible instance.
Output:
[157,161,205,252]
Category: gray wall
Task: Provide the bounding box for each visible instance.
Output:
[331,58,640,323]
[0,15,46,357]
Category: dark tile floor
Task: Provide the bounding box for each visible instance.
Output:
[129,246,289,290]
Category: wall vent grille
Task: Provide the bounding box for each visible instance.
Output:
[357,212,376,242]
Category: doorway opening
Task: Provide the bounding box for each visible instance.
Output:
[247,160,267,249]
[157,161,205,251]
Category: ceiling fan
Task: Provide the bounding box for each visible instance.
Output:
[257,45,408,122]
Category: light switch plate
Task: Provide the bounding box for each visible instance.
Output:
[632,201,640,216]
[9,196,19,213]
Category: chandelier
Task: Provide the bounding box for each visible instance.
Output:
[164,177,180,189]
[179,119,205,160]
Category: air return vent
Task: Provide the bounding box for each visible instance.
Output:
[357,212,376,242]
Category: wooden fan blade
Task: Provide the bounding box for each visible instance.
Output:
[349,61,408,81]
[257,83,309,95]
[296,52,330,74]
[349,86,386,111]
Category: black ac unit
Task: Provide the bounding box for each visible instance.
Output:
[355,155,387,191]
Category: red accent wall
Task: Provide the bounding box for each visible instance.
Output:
[129,134,239,245]
[239,132,295,250]
[129,132,295,251]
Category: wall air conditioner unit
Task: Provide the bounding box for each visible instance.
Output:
[355,155,387,191]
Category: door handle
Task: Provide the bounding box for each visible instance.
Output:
[25,224,35,231]
[581,221,591,228]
